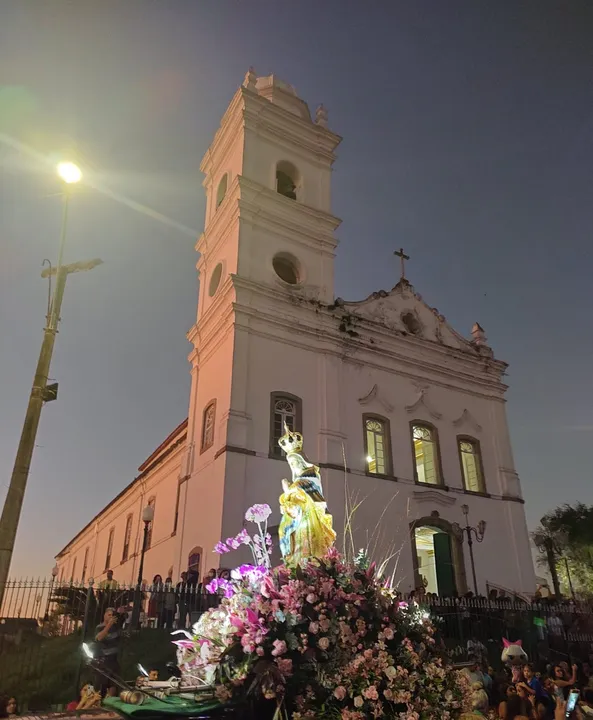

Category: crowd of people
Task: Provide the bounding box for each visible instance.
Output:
[98,567,229,630]
[461,658,593,718]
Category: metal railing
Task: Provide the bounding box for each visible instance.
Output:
[2,579,593,710]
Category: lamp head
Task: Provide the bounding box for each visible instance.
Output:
[142,505,155,524]
[51,564,59,578]
[57,161,82,184]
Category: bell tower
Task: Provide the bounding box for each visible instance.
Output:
[175,71,342,574]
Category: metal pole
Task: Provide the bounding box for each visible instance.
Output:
[131,522,149,629]
[466,529,478,596]
[0,260,69,608]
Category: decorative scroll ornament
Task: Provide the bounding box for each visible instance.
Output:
[404,385,442,421]
[452,409,482,432]
[357,384,394,413]
[278,424,336,566]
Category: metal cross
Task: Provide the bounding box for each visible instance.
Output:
[394,247,410,280]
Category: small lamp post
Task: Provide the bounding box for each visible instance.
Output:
[44,564,60,621]
[452,504,486,596]
[131,504,154,629]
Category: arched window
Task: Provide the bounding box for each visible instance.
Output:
[411,423,441,485]
[146,497,156,549]
[270,392,302,457]
[105,528,115,571]
[81,548,89,584]
[458,437,485,493]
[276,161,299,200]
[363,415,392,475]
[122,514,133,562]
[216,174,228,208]
[201,401,216,453]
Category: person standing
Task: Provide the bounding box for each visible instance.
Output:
[94,607,122,696]
[176,572,189,629]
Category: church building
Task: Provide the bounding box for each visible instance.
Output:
[55,71,535,597]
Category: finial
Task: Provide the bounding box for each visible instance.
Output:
[243,67,257,91]
[315,104,328,128]
[471,322,487,346]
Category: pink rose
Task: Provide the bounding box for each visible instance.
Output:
[383,689,393,701]
[364,686,378,700]
[309,621,319,634]
[306,593,317,604]
[384,626,394,640]
[354,696,364,708]
[271,639,287,656]
[318,636,330,651]
[334,686,347,701]
[276,657,293,676]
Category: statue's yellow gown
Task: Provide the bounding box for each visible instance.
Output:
[279,477,336,566]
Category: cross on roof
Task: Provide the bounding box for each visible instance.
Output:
[394,247,410,281]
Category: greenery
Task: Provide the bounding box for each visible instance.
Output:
[0,628,176,710]
[534,502,593,596]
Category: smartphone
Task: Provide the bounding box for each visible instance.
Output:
[566,689,579,717]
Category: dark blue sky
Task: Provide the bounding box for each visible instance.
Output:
[1,1,592,578]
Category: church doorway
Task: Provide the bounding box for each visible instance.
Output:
[410,517,467,598]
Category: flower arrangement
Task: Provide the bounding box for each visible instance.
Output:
[174,504,471,720]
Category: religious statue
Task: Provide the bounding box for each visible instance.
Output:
[277,423,336,566]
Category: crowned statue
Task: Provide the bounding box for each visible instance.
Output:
[278,423,336,566]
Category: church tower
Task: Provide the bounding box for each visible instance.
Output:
[175,71,342,572]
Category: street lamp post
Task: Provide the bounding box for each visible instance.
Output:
[44,564,60,622]
[453,504,486,596]
[131,504,154,630]
[0,163,102,608]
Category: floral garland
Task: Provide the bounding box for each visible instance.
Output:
[174,504,471,719]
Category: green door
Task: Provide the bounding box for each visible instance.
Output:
[433,532,456,597]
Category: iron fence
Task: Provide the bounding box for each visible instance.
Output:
[2,579,593,710]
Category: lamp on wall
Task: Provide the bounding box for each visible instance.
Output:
[131,503,155,629]
[452,504,486,596]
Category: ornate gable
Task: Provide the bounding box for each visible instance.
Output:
[335,279,484,356]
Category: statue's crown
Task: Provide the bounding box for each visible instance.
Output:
[278,422,303,454]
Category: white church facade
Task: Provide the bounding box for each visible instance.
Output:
[55,71,535,597]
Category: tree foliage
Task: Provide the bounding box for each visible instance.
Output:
[535,502,593,596]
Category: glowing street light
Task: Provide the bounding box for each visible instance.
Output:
[0,160,100,608]
[57,161,82,184]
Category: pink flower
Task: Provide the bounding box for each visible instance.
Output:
[354,696,364,708]
[234,528,251,545]
[245,504,272,523]
[271,639,287,656]
[318,636,330,651]
[224,538,240,550]
[276,657,293,676]
[383,689,393,701]
[363,686,378,700]
[334,686,347,701]
[383,626,394,640]
[306,593,317,604]
[309,621,319,634]
[214,541,230,554]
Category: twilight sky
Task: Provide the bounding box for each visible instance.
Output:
[1,1,592,579]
